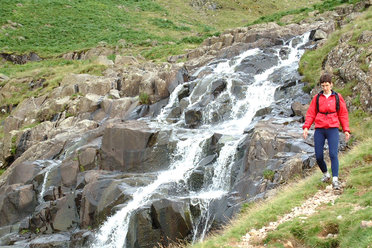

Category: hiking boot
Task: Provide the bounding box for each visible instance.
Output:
[321,174,331,183]
[332,180,341,190]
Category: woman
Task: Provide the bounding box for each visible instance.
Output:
[302,73,350,190]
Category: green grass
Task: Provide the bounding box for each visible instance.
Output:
[0,0,362,63]
[0,0,166,56]
[0,0,325,58]
[263,139,372,248]
[247,0,363,26]
[191,138,372,248]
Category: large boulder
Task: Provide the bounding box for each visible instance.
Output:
[150,199,192,244]
[0,184,37,226]
[29,192,79,233]
[100,120,171,172]
[126,199,192,247]
[79,179,131,228]
[53,73,117,99]
[126,208,162,248]
[235,49,279,75]
[5,161,41,186]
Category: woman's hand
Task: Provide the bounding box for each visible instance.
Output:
[345,131,350,142]
[303,128,309,139]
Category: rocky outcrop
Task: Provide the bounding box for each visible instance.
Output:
[233,118,315,201]
[323,30,372,113]
[0,52,42,64]
[183,21,336,73]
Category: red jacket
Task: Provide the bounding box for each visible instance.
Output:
[303,91,350,133]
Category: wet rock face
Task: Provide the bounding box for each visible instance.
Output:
[185,108,203,128]
[79,179,130,228]
[235,50,279,75]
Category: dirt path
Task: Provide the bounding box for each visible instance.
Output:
[237,185,341,247]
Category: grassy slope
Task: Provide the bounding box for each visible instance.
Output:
[191,139,372,248]
[0,0,323,57]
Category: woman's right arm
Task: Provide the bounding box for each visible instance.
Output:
[303,95,317,131]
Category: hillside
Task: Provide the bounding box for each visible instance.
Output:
[1,0,323,57]
[0,0,371,247]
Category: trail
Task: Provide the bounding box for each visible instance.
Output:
[237,185,341,247]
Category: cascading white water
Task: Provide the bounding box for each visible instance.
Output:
[93,32,310,247]
[93,135,209,247]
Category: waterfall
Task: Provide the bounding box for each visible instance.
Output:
[93,32,311,247]
[33,159,62,204]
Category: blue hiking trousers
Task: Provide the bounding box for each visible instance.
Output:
[314,128,340,177]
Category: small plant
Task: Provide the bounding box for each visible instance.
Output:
[10,135,17,155]
[20,229,30,234]
[22,122,40,130]
[107,54,116,61]
[263,169,275,181]
[0,169,5,176]
[139,92,150,105]
[290,223,305,240]
[65,112,74,118]
[71,93,82,100]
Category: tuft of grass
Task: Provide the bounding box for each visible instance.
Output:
[151,18,191,31]
[139,92,150,105]
[263,169,275,181]
[10,135,17,155]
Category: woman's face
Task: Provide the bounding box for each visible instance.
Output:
[321,82,332,94]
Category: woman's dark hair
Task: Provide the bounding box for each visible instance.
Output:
[319,73,333,84]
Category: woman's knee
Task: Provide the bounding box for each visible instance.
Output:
[315,154,324,162]
[329,151,338,160]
